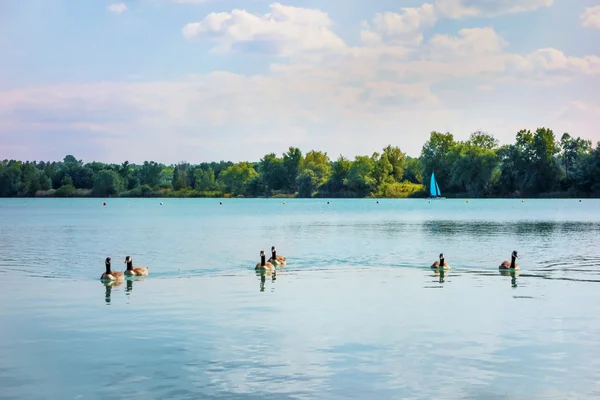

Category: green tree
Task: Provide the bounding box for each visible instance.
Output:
[138,161,163,188]
[382,145,406,181]
[372,152,394,186]
[320,155,351,196]
[194,168,216,191]
[20,162,42,195]
[451,144,500,196]
[404,157,423,184]
[283,147,303,193]
[0,161,22,196]
[344,156,376,197]
[468,130,499,150]
[560,133,592,183]
[297,170,318,198]
[93,170,124,196]
[259,153,287,193]
[302,150,331,187]
[575,142,600,194]
[219,162,259,195]
[172,168,185,190]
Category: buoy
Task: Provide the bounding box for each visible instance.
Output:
[327,201,330,204]
[219,202,222,205]
[282,201,286,204]
[579,200,582,202]
[376,201,379,204]
[466,200,469,203]
[522,200,524,203]
[160,202,163,206]
[103,202,106,206]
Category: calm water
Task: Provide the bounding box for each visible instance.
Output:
[1,198,600,399]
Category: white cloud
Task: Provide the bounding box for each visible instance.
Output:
[580,5,600,29]
[361,4,437,46]
[2,2,599,164]
[435,0,553,18]
[107,3,127,15]
[182,3,346,56]
[428,27,508,59]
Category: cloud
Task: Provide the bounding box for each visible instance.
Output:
[435,0,553,18]
[107,3,128,15]
[182,3,346,56]
[427,27,508,59]
[361,4,437,46]
[1,2,598,163]
[580,5,600,29]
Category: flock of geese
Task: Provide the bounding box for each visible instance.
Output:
[100,247,519,281]
[430,250,519,270]
[100,256,149,281]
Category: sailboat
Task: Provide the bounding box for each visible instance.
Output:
[429,171,445,199]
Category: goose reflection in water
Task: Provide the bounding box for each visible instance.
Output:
[125,277,145,297]
[256,269,277,292]
[102,280,123,305]
[432,268,448,284]
[499,269,519,288]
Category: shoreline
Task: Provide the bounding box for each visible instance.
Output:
[1,194,597,200]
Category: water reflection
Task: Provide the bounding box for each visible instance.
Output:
[256,270,277,292]
[124,278,145,298]
[102,280,123,305]
[421,220,600,238]
[499,269,519,288]
[433,268,447,284]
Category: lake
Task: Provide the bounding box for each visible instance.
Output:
[1,198,600,399]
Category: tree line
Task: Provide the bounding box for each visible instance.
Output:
[1,128,599,198]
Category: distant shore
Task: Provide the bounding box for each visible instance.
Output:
[2,128,599,199]
[1,189,596,200]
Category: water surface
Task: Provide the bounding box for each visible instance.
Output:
[1,198,600,399]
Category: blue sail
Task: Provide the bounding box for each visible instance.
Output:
[430,171,442,197]
[430,172,437,197]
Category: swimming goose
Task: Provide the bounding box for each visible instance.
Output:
[499,250,519,270]
[268,246,286,267]
[101,257,124,281]
[256,250,275,271]
[124,256,149,276]
[431,253,451,269]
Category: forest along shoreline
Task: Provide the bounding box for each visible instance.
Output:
[1,128,599,199]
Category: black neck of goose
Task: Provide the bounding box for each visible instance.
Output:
[261,255,266,266]
[105,263,111,274]
[511,256,515,268]
[440,258,445,267]
[272,250,276,259]
[127,261,133,270]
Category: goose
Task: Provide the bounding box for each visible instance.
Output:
[431,253,451,269]
[256,250,275,271]
[101,257,124,281]
[268,246,286,267]
[124,256,149,276]
[499,250,519,270]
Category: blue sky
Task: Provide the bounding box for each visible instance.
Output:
[0,0,599,163]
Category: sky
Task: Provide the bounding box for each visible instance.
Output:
[0,0,599,164]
